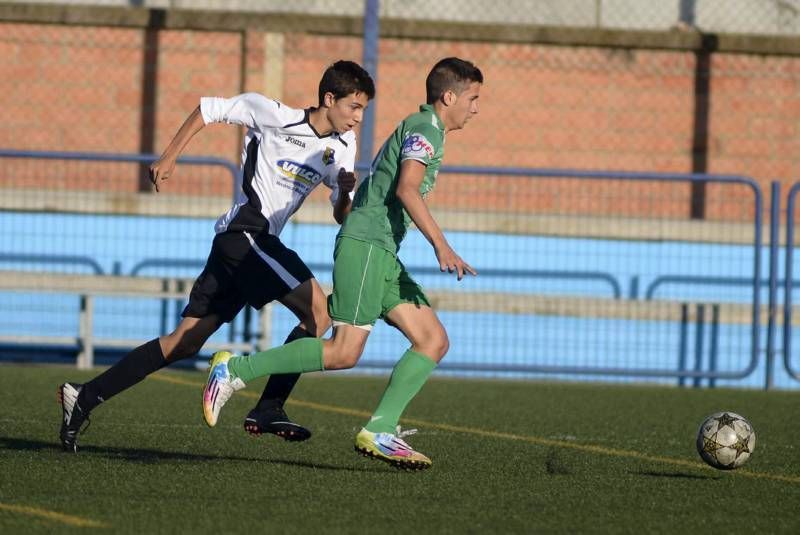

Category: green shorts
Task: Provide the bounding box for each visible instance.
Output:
[328,236,430,328]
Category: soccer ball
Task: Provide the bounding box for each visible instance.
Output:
[696,411,756,470]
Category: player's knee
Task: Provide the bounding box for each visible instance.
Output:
[439,334,450,359]
[323,345,362,370]
[313,310,332,337]
[417,330,449,360]
[303,305,331,337]
[432,331,449,360]
[325,353,358,370]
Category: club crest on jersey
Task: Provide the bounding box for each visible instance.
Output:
[401,134,434,159]
[322,147,335,165]
[277,159,323,186]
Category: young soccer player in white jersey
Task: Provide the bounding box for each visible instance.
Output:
[58,60,375,453]
[202,57,483,470]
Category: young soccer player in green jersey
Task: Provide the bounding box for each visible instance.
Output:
[203,57,483,470]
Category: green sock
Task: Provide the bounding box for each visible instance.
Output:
[364,349,437,434]
[228,338,323,383]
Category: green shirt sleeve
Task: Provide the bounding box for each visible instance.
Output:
[399,122,443,167]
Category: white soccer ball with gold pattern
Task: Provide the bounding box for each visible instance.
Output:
[696,411,756,470]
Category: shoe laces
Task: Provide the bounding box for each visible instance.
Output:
[395,426,417,439]
[217,384,235,405]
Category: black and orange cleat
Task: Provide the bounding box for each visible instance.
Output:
[243,405,311,442]
[58,383,91,453]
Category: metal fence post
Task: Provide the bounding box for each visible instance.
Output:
[783,183,800,382]
[693,304,706,388]
[359,0,380,169]
[77,294,94,370]
[678,303,689,387]
[765,181,780,390]
[709,304,720,388]
[258,303,272,353]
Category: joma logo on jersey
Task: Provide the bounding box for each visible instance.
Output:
[285,136,306,148]
[277,159,322,186]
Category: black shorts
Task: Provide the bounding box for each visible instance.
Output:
[182,229,313,324]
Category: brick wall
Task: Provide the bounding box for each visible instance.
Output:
[1,21,797,221]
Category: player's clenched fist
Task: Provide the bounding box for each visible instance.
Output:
[337,167,357,194]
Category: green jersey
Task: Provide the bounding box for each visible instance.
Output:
[339,104,446,253]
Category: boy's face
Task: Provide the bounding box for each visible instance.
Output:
[324,91,370,134]
[447,81,481,131]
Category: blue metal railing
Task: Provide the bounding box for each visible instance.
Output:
[644,275,793,300]
[0,149,241,198]
[765,182,781,389]
[0,253,105,275]
[129,258,624,297]
[0,149,767,383]
[0,148,244,343]
[423,166,764,381]
[676,303,721,388]
[783,182,800,382]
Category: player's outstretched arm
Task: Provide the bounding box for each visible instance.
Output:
[395,160,477,280]
[333,167,356,224]
[149,105,206,192]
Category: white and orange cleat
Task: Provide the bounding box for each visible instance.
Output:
[202,351,245,427]
[354,427,432,471]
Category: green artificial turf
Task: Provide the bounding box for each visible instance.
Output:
[0,364,798,533]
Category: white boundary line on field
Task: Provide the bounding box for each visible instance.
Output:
[0,502,108,528]
[150,373,800,485]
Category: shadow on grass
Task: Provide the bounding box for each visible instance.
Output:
[634,469,717,480]
[545,447,572,475]
[0,436,383,473]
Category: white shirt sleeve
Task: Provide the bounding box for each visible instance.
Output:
[199,93,286,131]
[326,133,358,205]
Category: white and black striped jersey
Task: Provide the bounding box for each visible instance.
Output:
[200,93,356,236]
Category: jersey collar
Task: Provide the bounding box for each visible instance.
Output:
[419,104,444,132]
[304,107,337,139]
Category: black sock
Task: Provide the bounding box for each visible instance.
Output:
[78,338,167,413]
[255,326,313,411]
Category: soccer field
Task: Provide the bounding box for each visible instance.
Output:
[0,365,798,533]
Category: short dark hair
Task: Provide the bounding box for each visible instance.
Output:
[318,60,376,106]
[425,57,483,104]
